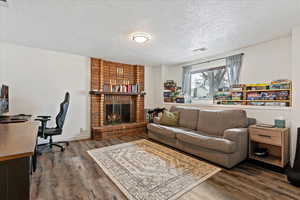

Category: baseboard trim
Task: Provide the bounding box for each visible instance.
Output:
[38,132,91,145]
[66,132,91,141]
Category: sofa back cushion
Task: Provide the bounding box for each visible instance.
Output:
[197,109,247,136]
[169,105,179,112]
[169,106,199,130]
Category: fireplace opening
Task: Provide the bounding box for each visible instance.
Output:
[104,96,136,125]
[106,104,132,125]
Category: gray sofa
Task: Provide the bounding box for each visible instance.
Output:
[147,106,252,168]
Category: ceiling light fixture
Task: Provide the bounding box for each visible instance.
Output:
[193,47,207,52]
[0,0,8,7]
[130,32,151,44]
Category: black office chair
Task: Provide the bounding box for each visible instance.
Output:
[36,92,70,152]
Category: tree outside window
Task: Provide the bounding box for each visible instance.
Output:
[191,66,230,101]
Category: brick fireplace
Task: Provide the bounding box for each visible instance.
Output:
[90,58,146,140]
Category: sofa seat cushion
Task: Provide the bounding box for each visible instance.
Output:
[176,131,237,154]
[147,123,192,139]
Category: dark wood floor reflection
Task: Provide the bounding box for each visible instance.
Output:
[31,135,300,200]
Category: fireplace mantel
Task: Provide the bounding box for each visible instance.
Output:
[90,58,146,140]
[89,90,145,96]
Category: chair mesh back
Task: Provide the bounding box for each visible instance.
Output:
[55,92,70,129]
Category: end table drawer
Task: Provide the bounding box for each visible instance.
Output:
[250,128,282,146]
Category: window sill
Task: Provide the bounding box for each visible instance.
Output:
[163,102,292,111]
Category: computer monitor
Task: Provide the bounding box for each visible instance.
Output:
[0,85,9,114]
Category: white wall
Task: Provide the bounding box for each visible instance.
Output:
[0,43,3,82]
[240,37,291,83]
[0,9,3,82]
[0,6,7,81]
[144,65,166,109]
[1,42,90,141]
[164,36,292,87]
[290,26,300,164]
[144,65,156,109]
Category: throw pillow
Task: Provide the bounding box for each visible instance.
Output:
[159,110,179,126]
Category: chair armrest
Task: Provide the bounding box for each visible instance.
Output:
[35,118,51,129]
[223,128,248,141]
[35,118,51,122]
[35,118,51,138]
[37,115,51,119]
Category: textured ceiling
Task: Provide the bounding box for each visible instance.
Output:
[1,0,300,65]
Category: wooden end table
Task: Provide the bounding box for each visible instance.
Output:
[249,125,289,168]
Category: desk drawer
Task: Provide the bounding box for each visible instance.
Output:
[250,128,282,146]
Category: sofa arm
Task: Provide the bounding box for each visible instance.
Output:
[223,128,248,141]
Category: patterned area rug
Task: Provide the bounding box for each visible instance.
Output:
[87,139,220,200]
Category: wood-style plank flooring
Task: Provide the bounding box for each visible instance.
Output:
[31,135,300,200]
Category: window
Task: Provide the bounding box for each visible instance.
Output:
[191,66,229,101]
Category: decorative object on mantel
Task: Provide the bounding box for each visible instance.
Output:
[90,58,146,140]
[88,139,220,200]
[214,79,292,107]
[116,67,124,77]
[103,80,140,93]
[89,90,145,96]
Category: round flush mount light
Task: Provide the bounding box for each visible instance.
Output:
[129,32,151,43]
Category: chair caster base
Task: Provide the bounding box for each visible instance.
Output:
[37,140,68,154]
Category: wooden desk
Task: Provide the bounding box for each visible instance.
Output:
[0,121,38,200]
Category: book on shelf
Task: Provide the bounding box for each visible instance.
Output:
[101,83,140,93]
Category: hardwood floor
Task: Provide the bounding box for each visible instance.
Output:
[31,135,300,200]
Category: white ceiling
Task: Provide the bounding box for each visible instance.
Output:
[1,0,300,65]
